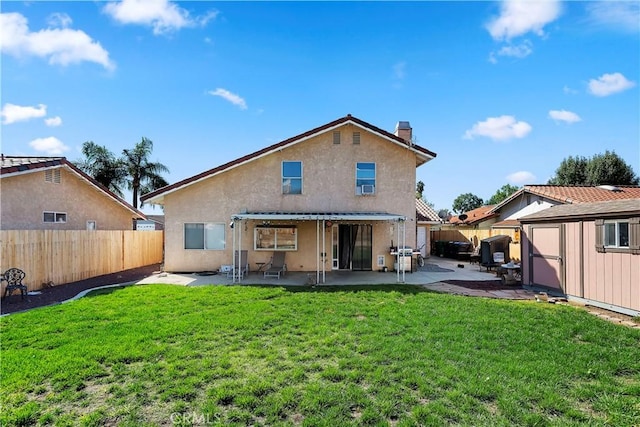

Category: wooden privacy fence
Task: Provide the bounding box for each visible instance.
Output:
[430,228,522,261]
[0,230,164,292]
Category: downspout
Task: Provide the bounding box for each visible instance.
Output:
[238,219,242,283]
[322,219,326,284]
[396,220,400,283]
[316,219,320,285]
[231,218,236,283]
[402,218,406,283]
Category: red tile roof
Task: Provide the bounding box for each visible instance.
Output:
[141,114,437,204]
[491,185,640,213]
[449,205,497,225]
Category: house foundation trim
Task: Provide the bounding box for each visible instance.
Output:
[229,211,407,284]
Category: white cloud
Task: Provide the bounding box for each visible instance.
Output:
[548,109,581,124]
[208,88,247,110]
[563,85,578,95]
[586,1,640,33]
[0,12,115,70]
[47,12,72,28]
[486,0,562,41]
[507,171,536,184]
[497,40,533,58]
[29,137,69,155]
[103,0,218,35]
[489,40,533,63]
[45,116,63,127]
[463,115,532,141]
[588,72,636,97]
[1,103,47,124]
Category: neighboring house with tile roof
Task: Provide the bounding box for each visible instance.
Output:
[141,115,437,282]
[1,155,145,230]
[489,184,640,224]
[416,198,442,257]
[519,199,640,316]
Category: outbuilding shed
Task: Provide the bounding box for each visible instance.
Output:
[519,199,640,316]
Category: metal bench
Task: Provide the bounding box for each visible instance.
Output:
[2,268,28,300]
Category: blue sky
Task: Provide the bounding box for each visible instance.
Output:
[2,0,639,214]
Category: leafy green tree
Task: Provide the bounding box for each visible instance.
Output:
[486,184,520,205]
[548,151,638,185]
[586,151,639,185]
[75,137,169,209]
[452,193,483,214]
[416,180,424,199]
[74,141,127,197]
[122,137,170,209]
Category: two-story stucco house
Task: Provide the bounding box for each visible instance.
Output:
[141,115,437,283]
[1,156,145,230]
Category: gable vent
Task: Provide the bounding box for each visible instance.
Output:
[353,132,360,145]
[45,169,61,184]
[333,131,341,145]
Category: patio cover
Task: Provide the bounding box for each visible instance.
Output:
[229,211,408,284]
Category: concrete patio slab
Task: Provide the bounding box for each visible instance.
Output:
[137,257,536,300]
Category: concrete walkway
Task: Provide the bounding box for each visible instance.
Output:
[137,257,536,300]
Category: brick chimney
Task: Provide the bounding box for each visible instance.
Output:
[394,121,412,143]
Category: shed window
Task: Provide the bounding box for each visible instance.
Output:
[595,217,639,254]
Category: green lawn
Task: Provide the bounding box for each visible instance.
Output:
[1,284,639,426]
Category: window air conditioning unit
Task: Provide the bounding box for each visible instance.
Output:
[361,184,375,195]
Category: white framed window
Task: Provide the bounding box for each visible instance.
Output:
[255,226,297,251]
[184,223,225,250]
[44,211,67,223]
[356,162,376,195]
[282,161,302,194]
[87,220,97,230]
[604,220,629,248]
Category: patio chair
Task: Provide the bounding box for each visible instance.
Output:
[2,268,28,300]
[264,252,287,279]
[227,250,249,280]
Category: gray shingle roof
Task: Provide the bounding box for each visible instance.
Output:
[519,199,640,222]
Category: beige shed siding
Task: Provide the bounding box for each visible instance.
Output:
[163,123,417,272]
[549,221,640,312]
[1,168,136,230]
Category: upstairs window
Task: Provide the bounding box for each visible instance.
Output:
[282,161,302,194]
[353,132,361,145]
[333,131,341,145]
[356,162,376,195]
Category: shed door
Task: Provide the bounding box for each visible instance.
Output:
[529,225,564,291]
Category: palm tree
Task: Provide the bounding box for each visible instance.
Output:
[122,137,169,209]
[74,141,127,197]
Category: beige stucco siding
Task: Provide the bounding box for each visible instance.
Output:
[162,124,418,272]
[1,168,137,230]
